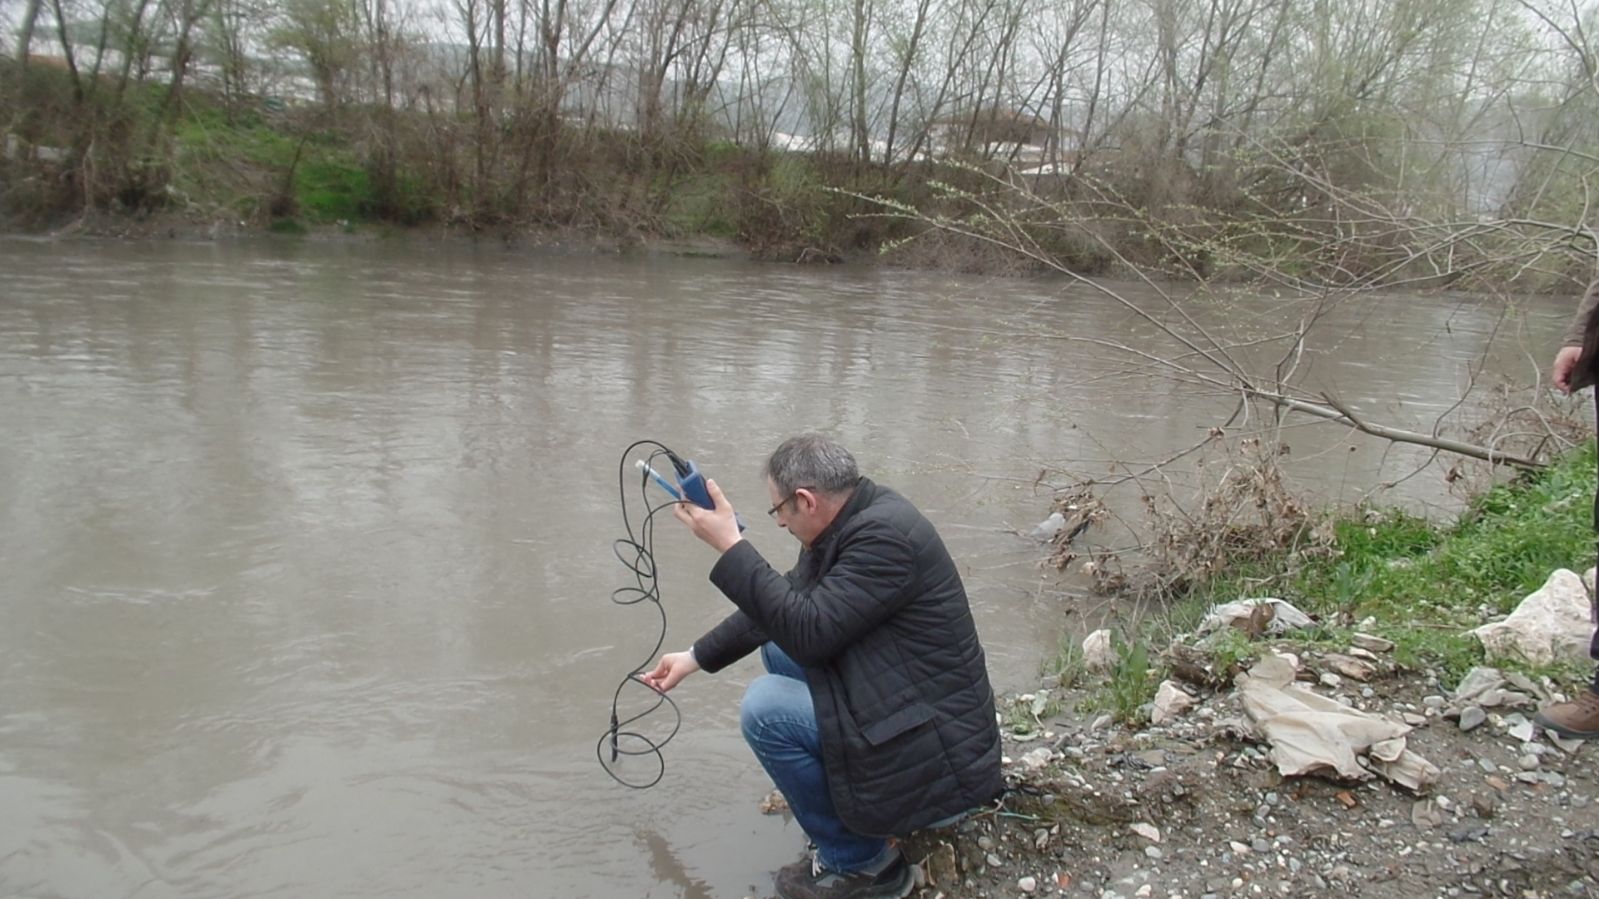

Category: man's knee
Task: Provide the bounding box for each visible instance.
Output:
[740,674,806,741]
[741,675,779,735]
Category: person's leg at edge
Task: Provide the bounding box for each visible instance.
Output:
[741,652,893,874]
[1532,476,1599,737]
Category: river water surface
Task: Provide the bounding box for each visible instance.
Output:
[0,238,1579,898]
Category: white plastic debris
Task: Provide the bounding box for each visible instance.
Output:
[1029,511,1066,540]
[1082,629,1115,672]
[1322,653,1377,681]
[1197,598,1315,640]
[1236,652,1439,790]
[1350,633,1395,653]
[1472,569,1595,665]
[1019,747,1054,771]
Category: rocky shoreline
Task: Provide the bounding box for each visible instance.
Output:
[896,647,1596,899]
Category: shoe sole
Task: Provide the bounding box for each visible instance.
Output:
[773,864,915,899]
[873,865,915,899]
[1533,712,1599,740]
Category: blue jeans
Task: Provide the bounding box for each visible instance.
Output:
[741,643,894,873]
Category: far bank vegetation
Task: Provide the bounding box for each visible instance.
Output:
[1,0,1597,285]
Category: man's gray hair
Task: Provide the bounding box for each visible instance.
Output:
[764,434,860,496]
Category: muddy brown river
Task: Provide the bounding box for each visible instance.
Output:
[0,237,1579,897]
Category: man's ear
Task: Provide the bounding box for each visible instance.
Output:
[795,487,817,513]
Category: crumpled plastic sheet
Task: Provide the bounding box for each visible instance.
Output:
[1197,597,1315,641]
[1236,653,1439,791]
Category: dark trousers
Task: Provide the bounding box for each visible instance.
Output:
[1591,407,1599,692]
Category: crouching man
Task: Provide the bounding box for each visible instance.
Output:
[643,434,1004,899]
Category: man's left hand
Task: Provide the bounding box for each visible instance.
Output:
[673,479,743,553]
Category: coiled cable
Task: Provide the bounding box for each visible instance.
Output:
[596,440,686,788]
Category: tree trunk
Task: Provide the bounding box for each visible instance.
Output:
[16,0,43,62]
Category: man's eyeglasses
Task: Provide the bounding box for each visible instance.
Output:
[767,488,813,518]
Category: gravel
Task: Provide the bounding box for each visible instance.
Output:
[895,665,1599,899]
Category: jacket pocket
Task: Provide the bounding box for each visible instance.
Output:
[859,701,936,746]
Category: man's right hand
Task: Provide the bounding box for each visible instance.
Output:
[640,651,700,693]
[1554,345,1584,394]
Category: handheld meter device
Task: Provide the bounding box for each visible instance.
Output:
[635,454,746,531]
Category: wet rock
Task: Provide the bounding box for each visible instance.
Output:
[1472,793,1498,818]
[1449,824,1491,843]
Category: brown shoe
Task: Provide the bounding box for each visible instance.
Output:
[1534,688,1599,739]
[775,852,913,899]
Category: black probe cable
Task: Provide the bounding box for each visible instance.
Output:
[596,441,686,789]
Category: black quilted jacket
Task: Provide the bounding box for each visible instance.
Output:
[692,477,1004,837]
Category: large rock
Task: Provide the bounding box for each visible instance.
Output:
[1471,568,1595,665]
[1151,680,1197,725]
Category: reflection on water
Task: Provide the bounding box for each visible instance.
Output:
[641,829,714,899]
[0,237,1578,897]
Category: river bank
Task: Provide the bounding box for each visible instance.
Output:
[875,446,1599,899]
[7,58,1595,290]
[894,657,1597,899]
[1,206,748,259]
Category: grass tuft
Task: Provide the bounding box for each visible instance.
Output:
[1056,444,1597,704]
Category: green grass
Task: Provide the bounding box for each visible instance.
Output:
[1059,444,1597,706]
[169,105,425,225]
[294,158,370,222]
[660,171,738,237]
